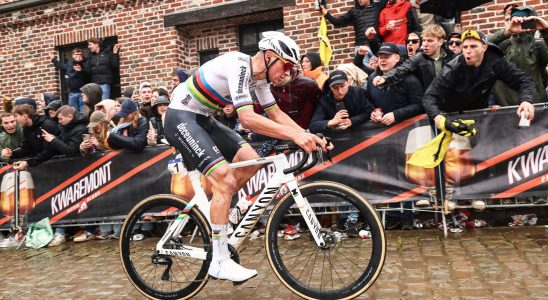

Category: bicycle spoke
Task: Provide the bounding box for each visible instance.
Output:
[267,182,386,299]
[120,196,211,299]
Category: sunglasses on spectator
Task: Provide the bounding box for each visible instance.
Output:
[449,40,462,46]
[406,39,420,44]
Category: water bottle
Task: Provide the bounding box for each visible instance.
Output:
[229,196,252,226]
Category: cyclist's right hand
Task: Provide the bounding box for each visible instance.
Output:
[292,131,318,154]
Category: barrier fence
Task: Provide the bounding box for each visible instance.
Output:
[0,105,546,229]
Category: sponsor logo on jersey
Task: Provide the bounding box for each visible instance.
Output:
[181,94,192,106]
[236,65,248,94]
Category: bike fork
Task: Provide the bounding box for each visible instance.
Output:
[285,180,327,248]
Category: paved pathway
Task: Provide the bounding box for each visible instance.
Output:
[1,227,547,299]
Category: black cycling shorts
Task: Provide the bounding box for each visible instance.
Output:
[164,108,248,176]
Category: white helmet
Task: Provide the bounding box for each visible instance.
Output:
[258,31,300,65]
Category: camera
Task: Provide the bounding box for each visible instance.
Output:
[335,102,346,112]
[521,19,536,30]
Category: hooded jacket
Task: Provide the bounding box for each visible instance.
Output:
[378,0,414,45]
[107,116,149,152]
[422,45,536,118]
[325,0,387,46]
[84,48,119,84]
[12,115,60,160]
[309,86,373,133]
[488,7,548,105]
[265,71,321,129]
[80,83,103,115]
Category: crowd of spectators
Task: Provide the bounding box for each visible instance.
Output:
[0,2,546,246]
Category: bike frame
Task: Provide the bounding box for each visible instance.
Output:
[155,153,327,258]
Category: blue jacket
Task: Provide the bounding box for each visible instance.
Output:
[309,86,373,133]
[366,69,424,122]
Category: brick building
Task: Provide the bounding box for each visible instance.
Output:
[0,0,546,101]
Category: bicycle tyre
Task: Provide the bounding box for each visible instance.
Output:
[119,194,211,299]
[265,181,386,300]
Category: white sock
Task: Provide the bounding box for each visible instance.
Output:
[211,223,230,263]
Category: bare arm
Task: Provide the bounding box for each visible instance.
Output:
[238,108,324,154]
[238,108,301,141]
[265,106,304,132]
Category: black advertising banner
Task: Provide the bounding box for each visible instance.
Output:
[0,147,174,229]
[446,106,548,200]
[235,114,434,204]
[0,107,546,228]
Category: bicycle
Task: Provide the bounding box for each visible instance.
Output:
[119,143,386,299]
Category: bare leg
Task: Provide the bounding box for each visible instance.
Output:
[231,145,262,190]
[207,163,238,224]
[206,161,257,282]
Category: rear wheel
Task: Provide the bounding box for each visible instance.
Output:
[265,181,386,299]
[119,194,211,299]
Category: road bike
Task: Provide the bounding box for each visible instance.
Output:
[119,143,386,299]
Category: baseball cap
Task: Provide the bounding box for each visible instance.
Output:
[87,111,108,128]
[377,43,400,55]
[461,30,488,44]
[511,6,534,18]
[116,99,138,118]
[328,70,348,87]
[448,32,461,40]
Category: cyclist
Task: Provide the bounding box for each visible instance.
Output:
[164,32,328,283]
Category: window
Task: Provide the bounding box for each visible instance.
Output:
[238,20,284,56]
[199,49,220,65]
[55,36,120,102]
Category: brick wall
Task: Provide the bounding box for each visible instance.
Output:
[0,0,245,99]
[285,0,357,69]
[0,0,546,100]
[460,0,547,35]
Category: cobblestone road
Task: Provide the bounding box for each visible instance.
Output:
[1,227,547,299]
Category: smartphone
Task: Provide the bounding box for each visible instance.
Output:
[83,134,91,141]
[521,19,536,30]
[335,102,346,112]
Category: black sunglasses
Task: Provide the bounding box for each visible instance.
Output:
[449,40,462,46]
[406,39,420,44]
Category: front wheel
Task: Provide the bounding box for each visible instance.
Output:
[265,181,386,300]
[119,194,211,299]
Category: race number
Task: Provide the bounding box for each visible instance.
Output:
[167,154,187,175]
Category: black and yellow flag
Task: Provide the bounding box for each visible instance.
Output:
[318,15,332,67]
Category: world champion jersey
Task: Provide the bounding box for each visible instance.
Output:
[169,52,278,116]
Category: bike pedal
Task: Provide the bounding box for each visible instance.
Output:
[208,274,257,286]
[232,273,257,286]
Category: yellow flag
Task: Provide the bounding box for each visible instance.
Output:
[407,132,453,168]
[318,15,332,67]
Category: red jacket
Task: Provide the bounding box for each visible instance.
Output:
[378,0,412,46]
